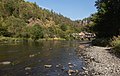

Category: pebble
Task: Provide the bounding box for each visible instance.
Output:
[82,67,86,70]
[25,67,31,70]
[56,65,59,68]
[69,65,74,68]
[78,46,120,76]
[84,70,88,74]
[29,54,35,57]
[75,70,79,73]
[44,65,52,68]
[56,64,64,69]
[68,62,72,65]
[0,61,11,65]
[67,69,76,76]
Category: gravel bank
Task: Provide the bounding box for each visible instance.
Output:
[77,45,120,76]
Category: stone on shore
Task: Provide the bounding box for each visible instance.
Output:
[44,65,52,68]
[0,61,11,65]
[78,46,120,76]
[25,67,31,70]
[67,69,76,75]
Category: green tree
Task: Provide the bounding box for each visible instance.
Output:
[60,24,69,31]
[28,24,44,40]
[3,16,26,37]
[92,0,120,38]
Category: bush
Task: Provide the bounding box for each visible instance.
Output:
[92,38,111,47]
[111,36,120,53]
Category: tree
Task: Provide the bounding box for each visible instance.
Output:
[28,24,44,40]
[92,0,120,38]
[3,16,26,37]
[60,24,69,31]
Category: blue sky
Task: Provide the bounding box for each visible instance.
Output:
[26,0,97,20]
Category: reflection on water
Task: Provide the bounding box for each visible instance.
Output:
[0,41,84,76]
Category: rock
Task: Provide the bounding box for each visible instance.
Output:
[67,69,76,76]
[90,57,95,60]
[116,69,119,73]
[29,54,35,57]
[77,46,120,76]
[82,67,86,70]
[68,63,75,68]
[0,61,11,65]
[75,70,79,73]
[84,70,89,74]
[25,67,31,70]
[56,65,59,68]
[44,65,52,68]
[56,64,63,68]
[69,65,74,68]
[68,62,72,65]
[68,73,72,76]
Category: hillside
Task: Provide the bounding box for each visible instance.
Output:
[0,0,83,40]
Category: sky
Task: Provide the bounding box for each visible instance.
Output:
[26,0,97,20]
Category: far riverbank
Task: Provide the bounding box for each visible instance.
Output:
[0,36,66,43]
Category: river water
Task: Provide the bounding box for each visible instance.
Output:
[0,41,85,76]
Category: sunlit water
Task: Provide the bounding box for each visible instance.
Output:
[0,41,85,76]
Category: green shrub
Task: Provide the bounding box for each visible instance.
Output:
[111,36,120,53]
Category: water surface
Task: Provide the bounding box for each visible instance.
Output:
[0,41,84,76]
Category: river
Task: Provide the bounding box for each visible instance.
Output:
[0,41,85,76]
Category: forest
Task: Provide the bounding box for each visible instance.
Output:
[0,0,85,41]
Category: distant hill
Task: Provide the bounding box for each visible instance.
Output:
[0,0,89,40]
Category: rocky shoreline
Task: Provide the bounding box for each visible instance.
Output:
[77,45,120,76]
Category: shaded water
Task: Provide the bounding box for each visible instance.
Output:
[0,41,84,76]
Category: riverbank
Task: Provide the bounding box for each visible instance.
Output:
[77,45,120,76]
[0,36,66,43]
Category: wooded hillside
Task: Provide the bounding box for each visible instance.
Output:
[0,0,84,40]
